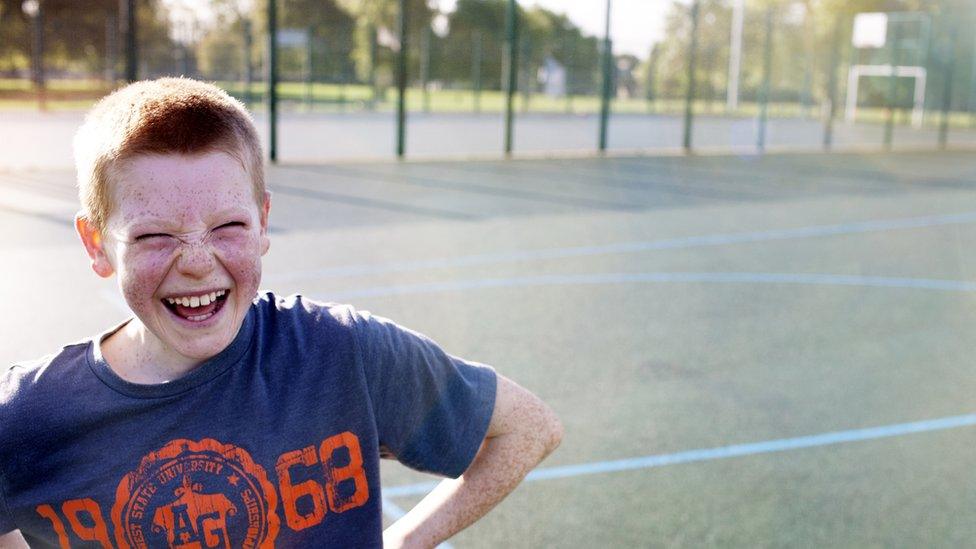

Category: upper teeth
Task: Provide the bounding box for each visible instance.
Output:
[167,290,225,308]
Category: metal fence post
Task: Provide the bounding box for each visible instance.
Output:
[24,0,46,111]
[520,35,531,112]
[598,0,613,152]
[105,13,117,83]
[421,24,431,113]
[396,0,408,158]
[757,7,773,153]
[645,45,657,114]
[266,0,278,163]
[304,27,314,111]
[503,0,518,155]
[883,23,900,150]
[368,23,378,109]
[683,0,700,153]
[564,33,574,114]
[823,14,842,150]
[969,33,976,128]
[472,30,482,113]
[242,19,253,107]
[939,21,958,149]
[120,0,137,82]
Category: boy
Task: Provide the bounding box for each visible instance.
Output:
[0,78,562,548]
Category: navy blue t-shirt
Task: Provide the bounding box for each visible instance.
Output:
[0,292,497,547]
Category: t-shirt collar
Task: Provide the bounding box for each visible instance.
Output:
[86,305,256,399]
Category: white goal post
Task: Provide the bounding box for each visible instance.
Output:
[845,64,926,128]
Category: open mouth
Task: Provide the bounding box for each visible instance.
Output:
[162,289,230,322]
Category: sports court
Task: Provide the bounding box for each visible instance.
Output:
[3,148,976,546]
[6,0,976,545]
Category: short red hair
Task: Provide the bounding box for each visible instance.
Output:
[74,77,264,231]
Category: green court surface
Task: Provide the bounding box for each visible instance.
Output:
[3,150,976,546]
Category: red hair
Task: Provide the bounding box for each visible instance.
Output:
[74,78,265,230]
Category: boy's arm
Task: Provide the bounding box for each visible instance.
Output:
[382,373,563,548]
[0,530,28,549]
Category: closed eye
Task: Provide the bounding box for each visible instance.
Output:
[134,233,171,241]
[216,221,247,230]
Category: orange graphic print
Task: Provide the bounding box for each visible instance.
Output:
[111,439,279,549]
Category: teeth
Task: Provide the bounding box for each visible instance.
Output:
[167,290,226,308]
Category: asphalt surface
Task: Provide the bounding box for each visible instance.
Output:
[3,151,976,546]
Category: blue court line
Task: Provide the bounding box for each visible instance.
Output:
[265,210,976,283]
[324,272,976,301]
[383,413,976,499]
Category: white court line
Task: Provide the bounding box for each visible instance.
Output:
[384,413,976,499]
[265,210,976,283]
[320,271,976,301]
[381,497,454,549]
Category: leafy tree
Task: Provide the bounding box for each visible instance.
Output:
[0,0,174,79]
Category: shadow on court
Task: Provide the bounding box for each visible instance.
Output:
[3,150,976,547]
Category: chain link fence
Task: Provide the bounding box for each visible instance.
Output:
[2,0,976,161]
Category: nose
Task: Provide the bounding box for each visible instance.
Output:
[174,239,217,278]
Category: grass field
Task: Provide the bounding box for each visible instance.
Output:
[3,149,976,546]
[4,77,976,130]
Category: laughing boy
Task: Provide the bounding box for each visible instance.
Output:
[0,78,562,548]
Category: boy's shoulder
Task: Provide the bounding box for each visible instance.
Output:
[1,340,90,413]
[254,291,378,338]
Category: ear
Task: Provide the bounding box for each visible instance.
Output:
[75,214,115,278]
[259,191,272,256]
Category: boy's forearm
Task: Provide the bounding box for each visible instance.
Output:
[384,427,557,548]
[384,375,562,548]
[0,530,29,549]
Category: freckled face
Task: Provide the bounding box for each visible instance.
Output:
[102,151,269,365]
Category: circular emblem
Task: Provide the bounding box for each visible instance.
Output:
[112,438,280,549]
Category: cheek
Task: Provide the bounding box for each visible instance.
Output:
[118,253,172,303]
[216,236,264,288]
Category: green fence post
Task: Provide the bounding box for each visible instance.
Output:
[939,22,958,149]
[266,0,278,163]
[823,14,842,150]
[396,0,408,159]
[120,0,137,82]
[564,33,574,114]
[598,0,613,152]
[105,13,117,83]
[338,44,347,111]
[421,24,431,113]
[305,27,314,111]
[968,33,976,128]
[472,30,482,113]
[757,7,773,153]
[646,45,657,114]
[24,0,46,110]
[368,23,378,109]
[883,23,900,151]
[682,0,700,153]
[520,35,531,112]
[504,0,519,155]
[242,19,253,107]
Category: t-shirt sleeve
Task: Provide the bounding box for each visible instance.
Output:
[0,471,14,534]
[352,310,497,478]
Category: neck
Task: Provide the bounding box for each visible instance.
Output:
[102,319,205,384]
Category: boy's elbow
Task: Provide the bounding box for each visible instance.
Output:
[540,404,564,456]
